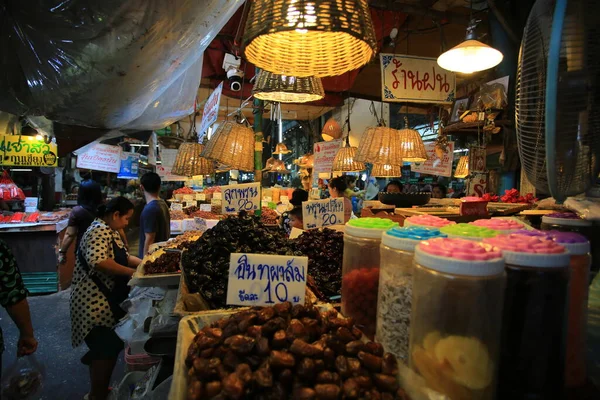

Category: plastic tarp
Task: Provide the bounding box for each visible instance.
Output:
[0,0,244,130]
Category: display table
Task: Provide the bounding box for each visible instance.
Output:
[0,220,68,293]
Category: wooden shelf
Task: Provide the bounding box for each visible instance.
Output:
[443,120,512,134]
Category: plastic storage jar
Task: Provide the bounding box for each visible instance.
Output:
[403,214,456,229]
[483,234,570,399]
[439,223,498,241]
[469,218,524,233]
[377,226,447,361]
[546,231,591,388]
[342,218,398,338]
[410,238,505,400]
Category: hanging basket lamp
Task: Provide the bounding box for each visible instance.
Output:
[243,0,377,78]
[454,155,470,178]
[398,117,428,163]
[332,105,364,172]
[253,71,324,103]
[355,125,403,166]
[171,142,215,176]
[322,117,342,141]
[202,118,255,172]
[269,159,291,174]
[371,163,402,177]
[273,142,292,155]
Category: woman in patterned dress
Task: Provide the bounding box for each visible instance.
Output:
[70,197,141,400]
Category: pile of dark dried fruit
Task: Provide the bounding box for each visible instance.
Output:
[182,212,299,309]
[185,302,409,400]
[144,251,181,274]
[292,229,344,299]
[184,205,200,215]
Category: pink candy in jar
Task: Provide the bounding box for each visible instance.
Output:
[404,215,456,229]
[470,218,524,233]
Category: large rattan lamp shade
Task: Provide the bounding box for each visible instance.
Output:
[355,126,403,166]
[372,163,402,177]
[332,137,365,172]
[172,143,215,176]
[202,120,255,172]
[253,71,324,103]
[243,0,377,77]
[398,120,428,162]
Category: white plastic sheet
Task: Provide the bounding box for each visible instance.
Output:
[0,0,243,130]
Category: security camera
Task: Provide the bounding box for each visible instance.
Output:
[223,53,244,92]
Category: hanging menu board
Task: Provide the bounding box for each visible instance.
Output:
[221,182,261,214]
[76,143,122,173]
[302,198,345,229]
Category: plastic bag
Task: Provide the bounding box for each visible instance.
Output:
[0,0,243,130]
[0,171,25,201]
[1,356,45,400]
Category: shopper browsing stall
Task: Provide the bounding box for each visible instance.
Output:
[139,172,170,258]
[329,176,353,223]
[70,197,141,400]
[280,188,308,235]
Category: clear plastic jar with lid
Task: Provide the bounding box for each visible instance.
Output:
[377,226,447,361]
[342,218,398,338]
[483,233,570,399]
[546,231,591,388]
[439,223,499,241]
[410,238,505,400]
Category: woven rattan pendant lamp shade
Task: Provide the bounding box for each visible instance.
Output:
[332,143,365,172]
[454,156,469,178]
[171,143,215,176]
[243,0,377,77]
[202,120,255,172]
[322,117,342,141]
[355,125,403,166]
[398,118,428,162]
[253,71,324,103]
[372,163,402,177]
[273,142,292,155]
[269,159,291,174]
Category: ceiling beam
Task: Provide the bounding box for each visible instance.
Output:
[370,0,471,26]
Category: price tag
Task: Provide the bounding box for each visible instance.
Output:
[184,201,196,208]
[213,192,222,200]
[221,182,261,215]
[170,202,183,211]
[211,198,221,206]
[226,253,308,306]
[195,193,206,201]
[281,196,290,205]
[302,198,345,229]
[200,204,212,212]
[183,194,194,202]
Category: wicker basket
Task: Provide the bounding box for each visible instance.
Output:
[398,125,428,162]
[332,144,365,172]
[242,0,377,77]
[253,71,324,103]
[171,142,215,176]
[355,125,404,166]
[201,120,255,171]
[371,163,402,177]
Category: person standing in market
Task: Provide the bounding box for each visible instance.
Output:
[138,172,170,258]
[328,176,353,223]
[58,180,103,265]
[280,188,309,235]
[70,197,141,400]
[0,240,38,377]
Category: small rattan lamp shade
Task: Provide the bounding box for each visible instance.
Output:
[243,0,377,78]
[372,163,402,177]
[454,156,469,178]
[253,71,324,103]
[355,126,403,166]
[322,118,342,141]
[332,144,365,172]
[172,143,215,176]
[269,159,291,174]
[202,121,255,172]
[398,126,428,162]
[273,142,292,155]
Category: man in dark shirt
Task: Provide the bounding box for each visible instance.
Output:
[139,172,170,258]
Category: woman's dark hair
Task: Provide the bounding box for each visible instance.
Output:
[329,176,347,193]
[290,189,309,207]
[345,175,356,184]
[97,196,134,218]
[385,180,403,192]
[289,207,303,220]
[78,180,103,209]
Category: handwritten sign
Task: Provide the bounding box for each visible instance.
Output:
[380,54,456,104]
[183,194,194,202]
[195,193,206,201]
[222,182,260,214]
[171,202,183,211]
[313,140,343,174]
[213,192,222,200]
[198,82,223,142]
[302,198,345,229]
[467,173,489,197]
[200,204,212,212]
[76,143,122,173]
[226,253,308,306]
[411,142,454,177]
[0,135,58,167]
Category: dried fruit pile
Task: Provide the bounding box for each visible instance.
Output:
[260,207,279,225]
[171,210,187,220]
[185,303,409,400]
[185,206,200,215]
[191,211,222,220]
[144,251,181,275]
[182,212,297,309]
[291,229,344,299]
[175,187,196,195]
[342,268,380,338]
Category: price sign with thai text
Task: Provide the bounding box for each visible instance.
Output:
[198,82,223,142]
[380,54,456,104]
[171,202,183,211]
[226,253,308,306]
[195,193,206,201]
[200,204,212,212]
[302,198,344,229]
[222,182,260,214]
[313,140,342,174]
[411,142,454,177]
[76,143,122,173]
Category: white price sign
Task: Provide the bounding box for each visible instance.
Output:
[302,198,345,229]
[221,182,260,215]
[170,202,183,211]
[226,253,308,306]
[195,193,206,201]
[183,194,194,202]
[213,192,222,200]
[200,204,212,212]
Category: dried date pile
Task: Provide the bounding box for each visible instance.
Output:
[182,212,299,309]
[260,207,279,225]
[292,229,344,299]
[185,302,409,400]
[185,205,200,215]
[144,251,181,274]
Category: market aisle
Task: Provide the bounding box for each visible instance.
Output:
[0,289,126,400]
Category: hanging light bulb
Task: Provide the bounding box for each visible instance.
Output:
[332,100,365,172]
[437,19,503,74]
[454,156,470,178]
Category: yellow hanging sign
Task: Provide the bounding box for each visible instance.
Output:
[0,135,58,167]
